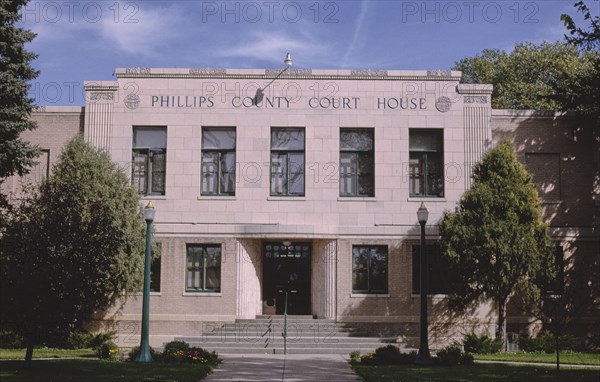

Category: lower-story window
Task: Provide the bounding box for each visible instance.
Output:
[186,244,221,292]
[352,245,388,294]
[412,245,456,295]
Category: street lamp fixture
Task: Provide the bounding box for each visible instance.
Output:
[135,201,155,363]
[253,53,292,106]
[415,202,433,365]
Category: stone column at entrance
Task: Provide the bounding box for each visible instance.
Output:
[313,240,337,319]
[236,239,262,319]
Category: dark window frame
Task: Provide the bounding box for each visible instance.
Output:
[411,244,456,295]
[409,129,444,198]
[186,244,222,293]
[339,128,375,197]
[270,127,305,197]
[132,127,167,196]
[352,245,389,294]
[201,127,236,196]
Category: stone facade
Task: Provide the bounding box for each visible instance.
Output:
[9,68,598,348]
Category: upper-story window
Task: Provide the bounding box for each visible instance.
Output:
[201,127,236,196]
[270,127,305,196]
[340,129,375,197]
[409,129,444,197]
[132,127,167,195]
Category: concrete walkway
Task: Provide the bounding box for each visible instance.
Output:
[203,354,362,382]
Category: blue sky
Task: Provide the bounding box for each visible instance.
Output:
[20,0,594,105]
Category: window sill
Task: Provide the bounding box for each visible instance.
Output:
[338,197,377,202]
[142,196,167,200]
[197,196,236,200]
[407,197,446,202]
[350,293,390,298]
[267,196,306,201]
[411,294,448,298]
[182,292,222,297]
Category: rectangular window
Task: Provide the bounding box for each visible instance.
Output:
[132,127,167,195]
[150,256,161,293]
[352,245,388,294]
[201,127,236,195]
[544,244,565,295]
[525,153,561,202]
[409,129,443,197]
[412,245,455,295]
[340,129,375,197]
[270,128,305,196]
[186,244,222,292]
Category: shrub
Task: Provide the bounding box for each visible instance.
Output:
[128,345,158,361]
[0,330,24,349]
[162,340,190,362]
[67,331,93,349]
[97,341,120,361]
[585,333,600,352]
[375,345,402,364]
[356,346,416,365]
[436,345,474,366]
[359,352,378,365]
[518,332,577,353]
[88,331,117,350]
[463,332,503,354]
[185,347,220,365]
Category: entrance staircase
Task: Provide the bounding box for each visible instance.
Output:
[174,315,400,355]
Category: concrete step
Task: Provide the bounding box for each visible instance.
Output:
[169,318,410,355]
[179,337,397,344]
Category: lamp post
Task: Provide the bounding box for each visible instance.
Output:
[415,202,433,365]
[135,201,155,363]
[253,53,292,105]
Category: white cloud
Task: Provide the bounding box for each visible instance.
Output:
[98,3,184,56]
[215,28,336,68]
[341,0,370,68]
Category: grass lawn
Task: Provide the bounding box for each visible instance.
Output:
[474,352,600,365]
[0,359,215,382]
[353,363,600,382]
[0,348,96,360]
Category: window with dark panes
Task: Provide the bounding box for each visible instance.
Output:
[409,129,443,197]
[352,245,388,294]
[186,244,221,292]
[132,127,167,195]
[201,127,236,195]
[542,244,565,295]
[150,256,161,293]
[270,128,305,196]
[412,245,456,294]
[340,129,374,197]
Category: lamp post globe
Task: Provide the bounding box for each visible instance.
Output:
[415,202,433,365]
[135,201,155,363]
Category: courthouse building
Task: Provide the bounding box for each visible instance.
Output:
[5,67,598,349]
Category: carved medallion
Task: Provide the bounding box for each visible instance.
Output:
[124,94,140,110]
[435,96,452,112]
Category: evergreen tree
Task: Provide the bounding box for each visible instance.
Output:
[0,0,40,228]
[0,138,153,363]
[439,141,554,344]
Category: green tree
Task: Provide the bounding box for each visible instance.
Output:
[439,141,554,345]
[453,41,599,115]
[0,0,40,228]
[561,1,600,51]
[0,138,151,363]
